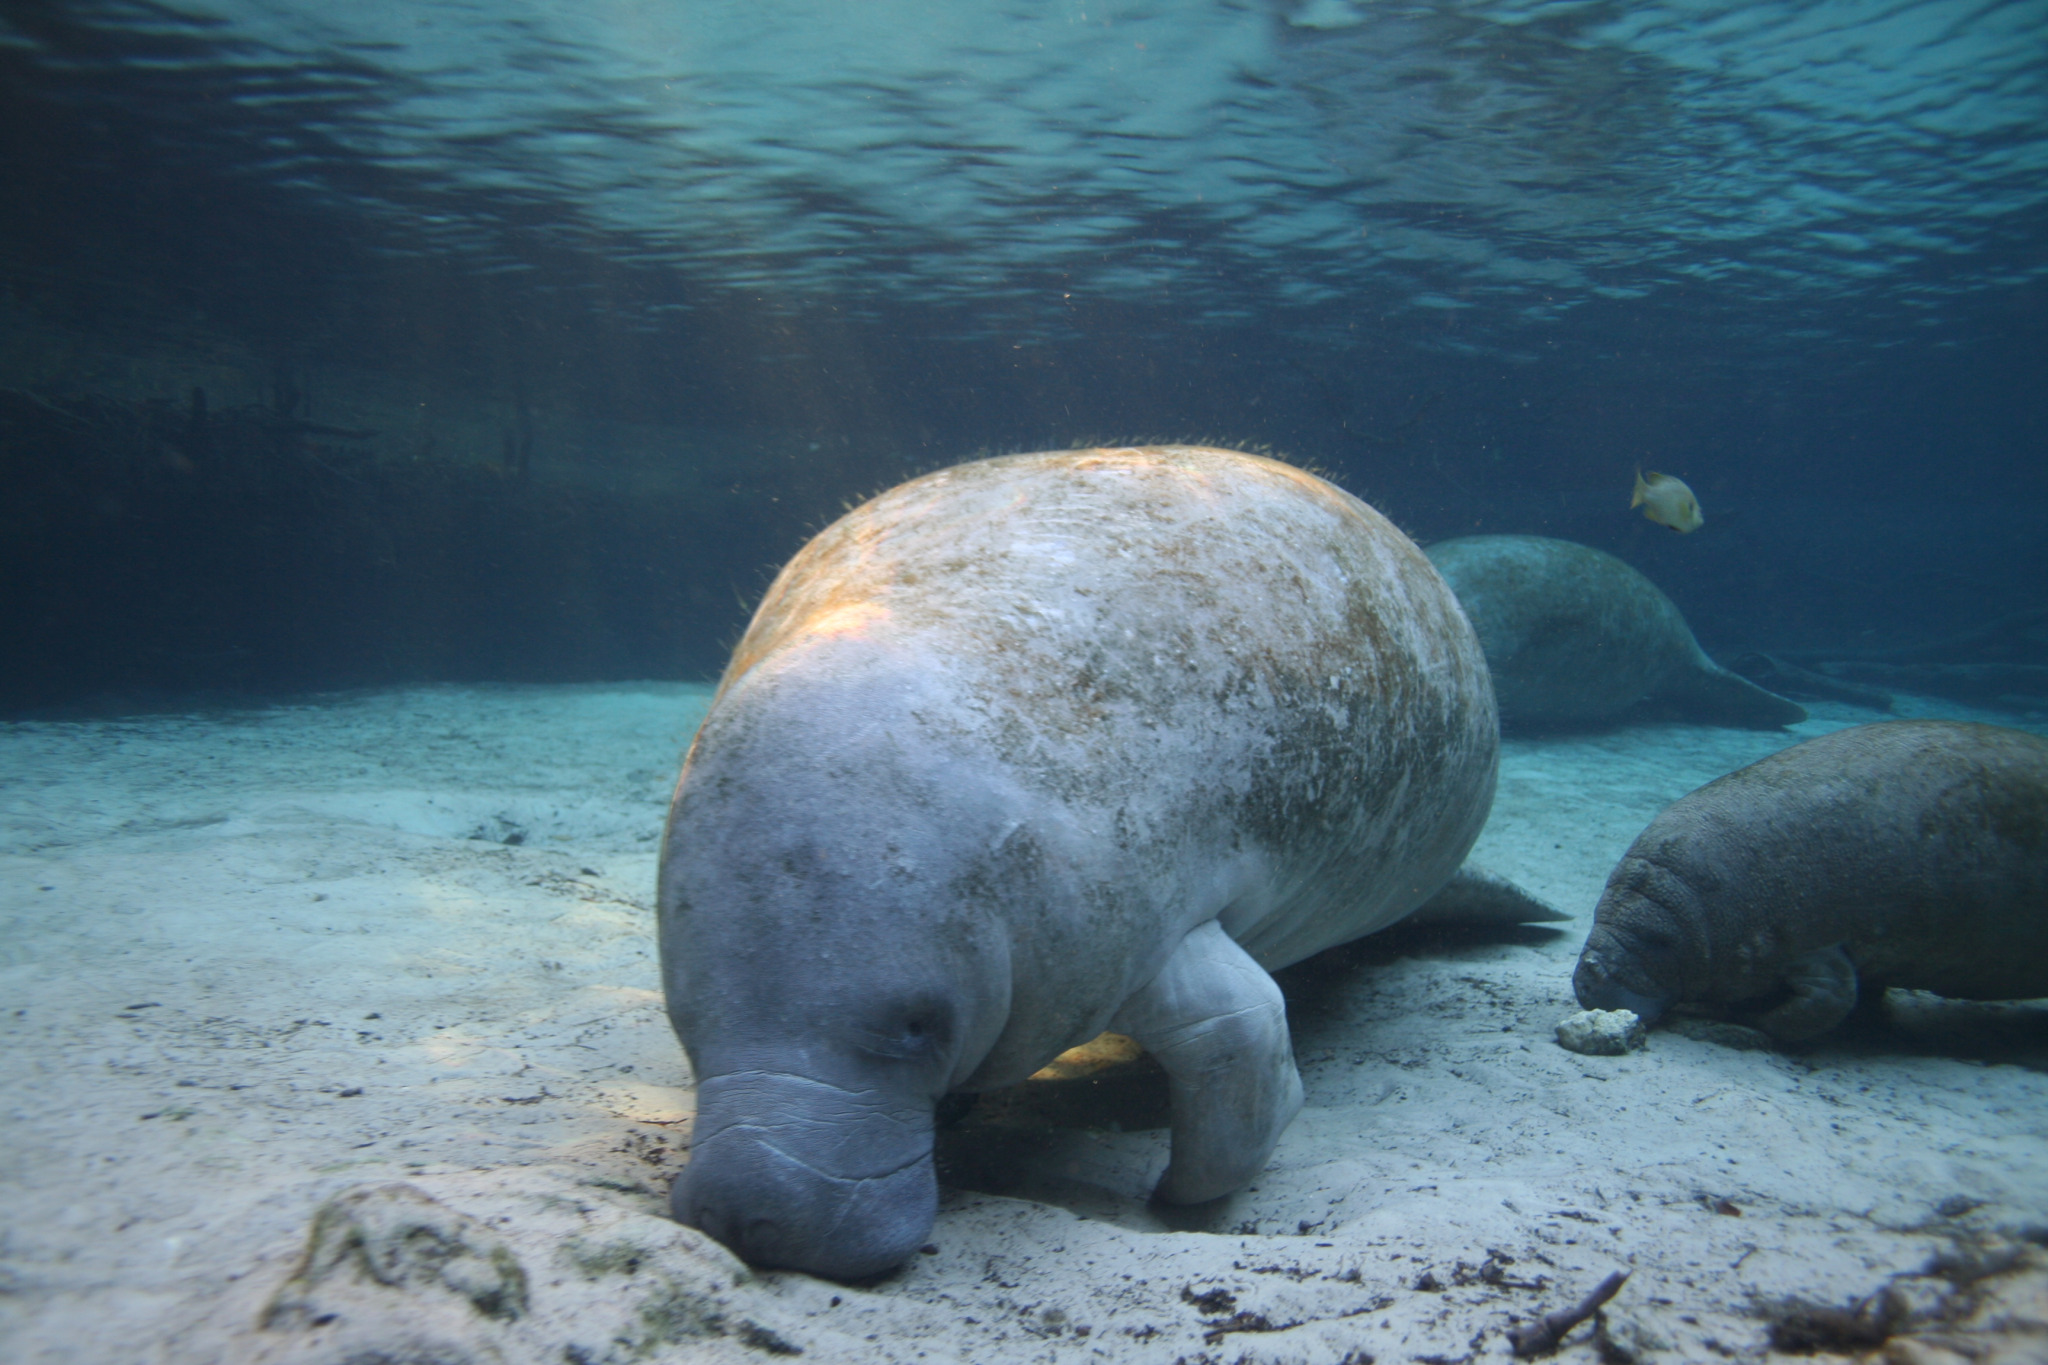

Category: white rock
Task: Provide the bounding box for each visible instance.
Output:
[1556,1008,1646,1056]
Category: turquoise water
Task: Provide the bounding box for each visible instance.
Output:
[12,2,2044,340]
[0,1,2043,709]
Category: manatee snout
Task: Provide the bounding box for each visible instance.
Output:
[1572,919,1682,1025]
[673,1139,936,1280]
[673,1074,939,1280]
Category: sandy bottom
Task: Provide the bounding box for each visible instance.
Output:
[3,683,2045,1364]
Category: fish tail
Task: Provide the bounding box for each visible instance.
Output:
[1630,467,1647,508]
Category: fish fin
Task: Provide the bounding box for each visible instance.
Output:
[1631,467,1648,508]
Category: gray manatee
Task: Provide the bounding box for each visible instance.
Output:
[1574,720,2048,1041]
[658,446,1545,1279]
[1424,534,1805,731]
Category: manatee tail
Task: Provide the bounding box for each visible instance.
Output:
[1404,865,1571,928]
[1659,657,1808,729]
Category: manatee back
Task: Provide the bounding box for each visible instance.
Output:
[1426,535,1695,727]
[1599,720,2048,1006]
[721,446,1500,974]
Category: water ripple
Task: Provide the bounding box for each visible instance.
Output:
[5,0,2044,353]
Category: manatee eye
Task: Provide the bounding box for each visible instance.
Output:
[863,997,953,1061]
[900,1006,951,1047]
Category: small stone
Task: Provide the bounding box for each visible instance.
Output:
[1556,1009,1645,1056]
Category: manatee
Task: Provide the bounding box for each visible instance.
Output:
[658,445,1549,1279]
[1574,720,2048,1041]
[1424,534,1805,731]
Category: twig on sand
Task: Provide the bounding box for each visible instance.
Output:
[1507,1269,1629,1357]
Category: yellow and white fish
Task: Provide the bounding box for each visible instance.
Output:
[1632,468,1703,533]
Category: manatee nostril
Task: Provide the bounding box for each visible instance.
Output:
[665,1097,943,1277]
[672,1168,793,1266]
[672,1172,731,1238]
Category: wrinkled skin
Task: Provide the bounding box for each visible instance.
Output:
[660,447,1501,1279]
[1575,720,2048,1041]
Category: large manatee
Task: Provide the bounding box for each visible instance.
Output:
[658,446,1540,1279]
[1574,720,2048,1041]
[1425,534,1805,731]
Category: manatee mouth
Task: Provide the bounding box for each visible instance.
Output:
[1572,948,1676,1025]
[673,1106,938,1280]
[1574,978,1673,1024]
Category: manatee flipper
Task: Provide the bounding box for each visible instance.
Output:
[1404,864,1570,927]
[1111,919,1303,1204]
[1656,654,1808,729]
[1747,944,1858,1041]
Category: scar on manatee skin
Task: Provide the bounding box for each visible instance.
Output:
[1507,1269,1629,1357]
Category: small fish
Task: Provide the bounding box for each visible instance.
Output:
[1632,468,1703,533]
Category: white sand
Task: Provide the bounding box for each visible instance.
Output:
[3,684,2044,1364]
